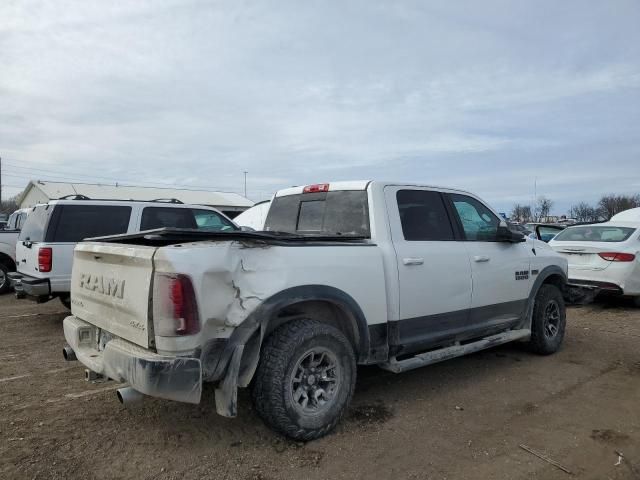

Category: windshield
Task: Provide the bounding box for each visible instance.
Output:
[18,206,50,242]
[265,190,370,237]
[553,225,636,242]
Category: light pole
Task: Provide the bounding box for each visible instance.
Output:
[243,171,248,198]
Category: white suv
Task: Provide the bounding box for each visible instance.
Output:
[9,197,238,308]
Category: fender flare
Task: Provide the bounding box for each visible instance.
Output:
[523,265,567,329]
[204,285,373,416]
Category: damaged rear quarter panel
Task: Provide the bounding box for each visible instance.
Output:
[151,240,388,353]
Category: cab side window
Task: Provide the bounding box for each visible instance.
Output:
[449,194,499,241]
[397,190,455,241]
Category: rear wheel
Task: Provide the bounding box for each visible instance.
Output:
[0,262,11,294]
[251,319,356,441]
[527,284,566,355]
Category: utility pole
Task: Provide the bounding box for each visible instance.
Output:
[243,171,248,198]
[0,155,3,210]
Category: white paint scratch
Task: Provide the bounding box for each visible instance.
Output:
[0,374,30,383]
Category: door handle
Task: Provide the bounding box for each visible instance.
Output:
[403,257,424,266]
[474,255,490,263]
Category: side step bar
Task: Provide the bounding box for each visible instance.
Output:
[380,329,531,373]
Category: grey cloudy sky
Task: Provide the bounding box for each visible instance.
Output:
[1,0,639,214]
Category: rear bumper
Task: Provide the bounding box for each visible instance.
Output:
[8,272,51,300]
[63,316,202,404]
[568,279,624,295]
[567,263,640,296]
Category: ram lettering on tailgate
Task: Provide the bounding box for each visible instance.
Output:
[79,273,125,299]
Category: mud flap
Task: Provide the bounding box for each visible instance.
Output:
[214,344,244,417]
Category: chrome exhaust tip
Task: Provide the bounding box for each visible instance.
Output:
[116,387,144,406]
[62,345,76,361]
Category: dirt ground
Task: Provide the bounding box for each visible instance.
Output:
[1,294,639,480]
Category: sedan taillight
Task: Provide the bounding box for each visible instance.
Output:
[598,252,636,262]
[153,274,200,336]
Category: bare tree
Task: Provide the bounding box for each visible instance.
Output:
[510,204,533,223]
[536,196,553,221]
[597,194,640,220]
[0,195,18,216]
[569,202,599,222]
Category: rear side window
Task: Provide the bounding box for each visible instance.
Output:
[449,194,500,241]
[17,213,27,230]
[18,206,51,242]
[141,207,198,230]
[265,190,370,237]
[46,205,132,242]
[396,190,454,241]
[141,207,238,231]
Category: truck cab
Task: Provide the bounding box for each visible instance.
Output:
[0,207,31,293]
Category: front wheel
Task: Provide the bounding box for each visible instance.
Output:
[527,284,566,355]
[251,319,357,441]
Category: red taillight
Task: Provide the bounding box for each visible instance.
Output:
[38,247,52,272]
[153,274,200,336]
[598,252,636,262]
[303,183,330,193]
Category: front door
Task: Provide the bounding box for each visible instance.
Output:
[385,186,472,354]
[446,193,531,332]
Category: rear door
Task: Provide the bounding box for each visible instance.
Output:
[446,193,531,330]
[16,205,53,277]
[385,186,472,353]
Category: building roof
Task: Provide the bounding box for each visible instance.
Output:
[17,180,254,208]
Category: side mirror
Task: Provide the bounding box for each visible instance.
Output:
[497,225,526,243]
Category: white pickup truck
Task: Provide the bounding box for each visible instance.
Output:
[63,181,568,440]
[0,208,30,293]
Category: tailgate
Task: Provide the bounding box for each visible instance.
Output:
[16,240,42,277]
[71,242,157,348]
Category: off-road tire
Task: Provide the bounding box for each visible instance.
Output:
[0,262,11,294]
[527,284,566,355]
[60,296,71,310]
[251,319,356,441]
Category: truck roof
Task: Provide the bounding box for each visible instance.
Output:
[275,180,474,197]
